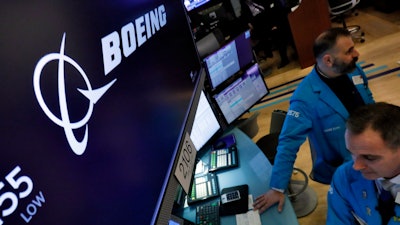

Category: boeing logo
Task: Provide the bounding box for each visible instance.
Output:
[33,33,117,155]
[33,5,166,155]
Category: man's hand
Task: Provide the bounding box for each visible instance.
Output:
[253,189,285,214]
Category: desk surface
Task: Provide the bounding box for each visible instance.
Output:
[179,128,299,225]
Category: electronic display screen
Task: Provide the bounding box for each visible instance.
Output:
[0,1,201,225]
[213,63,269,124]
[190,90,221,151]
[204,30,254,90]
[184,0,211,11]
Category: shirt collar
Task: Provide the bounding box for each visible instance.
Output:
[378,174,400,185]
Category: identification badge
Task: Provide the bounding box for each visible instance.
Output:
[352,75,364,85]
[396,192,400,204]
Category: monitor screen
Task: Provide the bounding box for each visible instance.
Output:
[204,30,254,90]
[190,90,221,151]
[184,0,211,11]
[0,1,202,225]
[213,63,269,124]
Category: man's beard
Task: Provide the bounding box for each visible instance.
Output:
[332,56,358,74]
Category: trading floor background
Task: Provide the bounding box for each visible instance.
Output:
[244,5,400,225]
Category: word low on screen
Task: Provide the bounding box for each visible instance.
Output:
[0,166,45,224]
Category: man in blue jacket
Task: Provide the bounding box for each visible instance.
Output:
[327,102,400,225]
[253,27,375,213]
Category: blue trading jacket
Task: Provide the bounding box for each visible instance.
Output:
[327,161,400,225]
[270,64,374,190]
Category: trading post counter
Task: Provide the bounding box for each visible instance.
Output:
[176,128,299,225]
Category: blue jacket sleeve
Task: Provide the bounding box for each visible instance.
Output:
[270,75,315,190]
[270,106,311,189]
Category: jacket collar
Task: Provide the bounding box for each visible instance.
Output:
[308,66,349,119]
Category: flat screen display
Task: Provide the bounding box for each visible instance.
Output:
[184,0,211,11]
[190,90,221,151]
[204,30,254,90]
[213,63,269,124]
[0,1,201,225]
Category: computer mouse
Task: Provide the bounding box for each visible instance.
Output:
[214,140,226,149]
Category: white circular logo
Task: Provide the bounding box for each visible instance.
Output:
[33,33,116,155]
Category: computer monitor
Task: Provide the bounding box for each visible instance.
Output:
[190,90,221,151]
[203,30,254,90]
[0,1,203,225]
[184,0,211,11]
[212,63,269,125]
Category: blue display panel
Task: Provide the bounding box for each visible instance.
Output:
[0,1,201,225]
[213,64,269,125]
[204,30,254,90]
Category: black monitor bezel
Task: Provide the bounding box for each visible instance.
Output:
[151,69,205,225]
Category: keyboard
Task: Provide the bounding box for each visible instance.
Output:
[196,199,220,225]
[187,173,219,204]
[209,146,238,171]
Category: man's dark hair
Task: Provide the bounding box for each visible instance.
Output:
[313,27,351,59]
[346,102,400,150]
